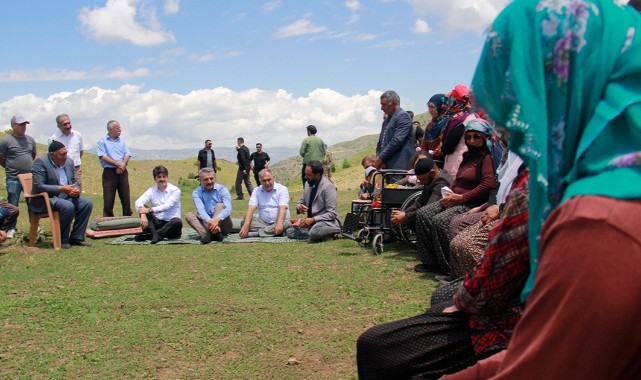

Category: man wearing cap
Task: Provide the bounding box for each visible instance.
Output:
[0,114,37,237]
[390,157,452,227]
[375,91,415,171]
[48,114,85,190]
[249,142,270,187]
[31,141,93,248]
[197,139,220,172]
[234,137,254,200]
[97,120,132,217]
[239,169,291,238]
[299,125,326,187]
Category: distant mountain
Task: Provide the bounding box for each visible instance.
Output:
[86,146,300,164]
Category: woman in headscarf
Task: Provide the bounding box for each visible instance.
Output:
[437,85,478,177]
[447,0,641,378]
[420,93,449,159]
[414,119,499,275]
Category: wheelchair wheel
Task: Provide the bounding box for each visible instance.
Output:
[356,229,369,247]
[397,191,421,248]
[372,233,384,255]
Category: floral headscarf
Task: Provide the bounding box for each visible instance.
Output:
[472,0,641,300]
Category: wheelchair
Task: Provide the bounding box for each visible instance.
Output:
[342,169,422,255]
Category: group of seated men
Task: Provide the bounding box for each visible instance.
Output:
[28,141,343,246]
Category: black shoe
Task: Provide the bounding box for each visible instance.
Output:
[234,197,244,201]
[135,233,152,242]
[200,232,212,244]
[414,264,437,273]
[212,233,224,242]
[150,233,163,244]
[70,240,92,247]
[61,243,71,249]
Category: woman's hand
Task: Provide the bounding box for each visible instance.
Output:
[440,193,465,208]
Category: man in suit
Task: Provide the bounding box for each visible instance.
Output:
[286,160,341,242]
[375,90,415,171]
[31,141,93,249]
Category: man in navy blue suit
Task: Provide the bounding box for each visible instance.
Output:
[31,141,93,249]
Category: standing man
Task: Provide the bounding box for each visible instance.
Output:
[48,114,84,190]
[0,114,37,237]
[286,160,341,242]
[197,139,219,172]
[299,125,326,187]
[134,165,182,244]
[375,91,415,170]
[97,120,132,217]
[239,169,291,238]
[234,137,253,200]
[31,141,93,248]
[185,167,233,243]
[249,142,270,187]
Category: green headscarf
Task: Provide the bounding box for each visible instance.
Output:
[472,0,641,301]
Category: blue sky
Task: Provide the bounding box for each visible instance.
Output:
[1,0,509,151]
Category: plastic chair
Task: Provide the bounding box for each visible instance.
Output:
[17,173,62,250]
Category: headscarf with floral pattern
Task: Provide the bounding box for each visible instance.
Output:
[472,0,641,300]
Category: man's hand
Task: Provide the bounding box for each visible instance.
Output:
[390,210,406,225]
[481,205,500,225]
[0,230,6,243]
[439,193,465,208]
[296,204,308,214]
[274,222,284,236]
[374,157,384,170]
[207,217,221,234]
[239,224,250,239]
[60,184,79,198]
[298,217,315,228]
[140,213,148,229]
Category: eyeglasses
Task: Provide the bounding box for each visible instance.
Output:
[465,133,485,141]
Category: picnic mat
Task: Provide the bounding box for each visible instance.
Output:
[108,228,304,245]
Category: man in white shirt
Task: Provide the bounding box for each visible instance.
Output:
[48,114,84,190]
[239,169,291,238]
[134,165,182,244]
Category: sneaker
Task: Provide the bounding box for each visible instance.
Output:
[6,229,16,239]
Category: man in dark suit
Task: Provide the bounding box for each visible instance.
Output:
[286,160,341,242]
[31,141,93,249]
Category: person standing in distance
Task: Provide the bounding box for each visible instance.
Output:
[249,142,270,188]
[299,125,326,187]
[197,139,220,172]
[234,137,253,200]
[97,120,132,217]
[48,114,84,190]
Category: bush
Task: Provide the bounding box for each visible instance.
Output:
[342,159,351,169]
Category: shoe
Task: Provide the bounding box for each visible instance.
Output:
[61,243,71,249]
[234,197,244,201]
[200,232,212,244]
[70,240,92,247]
[435,275,453,282]
[6,229,16,239]
[213,234,223,242]
[414,264,437,273]
[134,233,152,242]
[150,233,163,244]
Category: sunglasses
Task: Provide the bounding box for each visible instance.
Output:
[465,133,485,141]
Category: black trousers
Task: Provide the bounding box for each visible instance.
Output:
[146,214,182,239]
[102,168,132,217]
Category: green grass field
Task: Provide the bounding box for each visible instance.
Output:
[0,178,437,379]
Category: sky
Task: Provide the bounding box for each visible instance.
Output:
[0,0,511,153]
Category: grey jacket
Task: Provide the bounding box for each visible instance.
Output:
[297,177,341,229]
[31,155,78,213]
[376,107,415,170]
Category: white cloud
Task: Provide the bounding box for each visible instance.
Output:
[188,50,241,62]
[263,1,282,11]
[345,0,361,11]
[164,0,180,15]
[355,33,376,41]
[78,0,176,46]
[372,39,415,49]
[405,0,510,34]
[1,86,384,150]
[0,67,151,82]
[412,18,431,34]
[274,18,328,38]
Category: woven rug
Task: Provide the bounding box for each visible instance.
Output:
[108,228,303,245]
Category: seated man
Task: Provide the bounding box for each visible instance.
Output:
[134,165,182,244]
[31,141,93,249]
[390,157,453,228]
[239,169,291,238]
[286,160,341,242]
[185,167,233,243]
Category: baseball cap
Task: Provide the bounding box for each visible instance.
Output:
[11,114,30,124]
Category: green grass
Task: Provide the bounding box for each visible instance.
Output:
[0,190,438,379]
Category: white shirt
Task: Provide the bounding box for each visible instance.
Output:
[248,182,290,224]
[48,130,84,166]
[135,182,182,221]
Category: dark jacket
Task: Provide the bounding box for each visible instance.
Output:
[404,171,453,224]
[31,155,78,213]
[197,148,217,172]
[236,145,251,171]
[376,107,416,170]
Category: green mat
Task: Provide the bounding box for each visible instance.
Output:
[108,228,303,245]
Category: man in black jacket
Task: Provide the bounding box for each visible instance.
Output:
[234,137,253,200]
[249,142,270,187]
[197,139,219,172]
